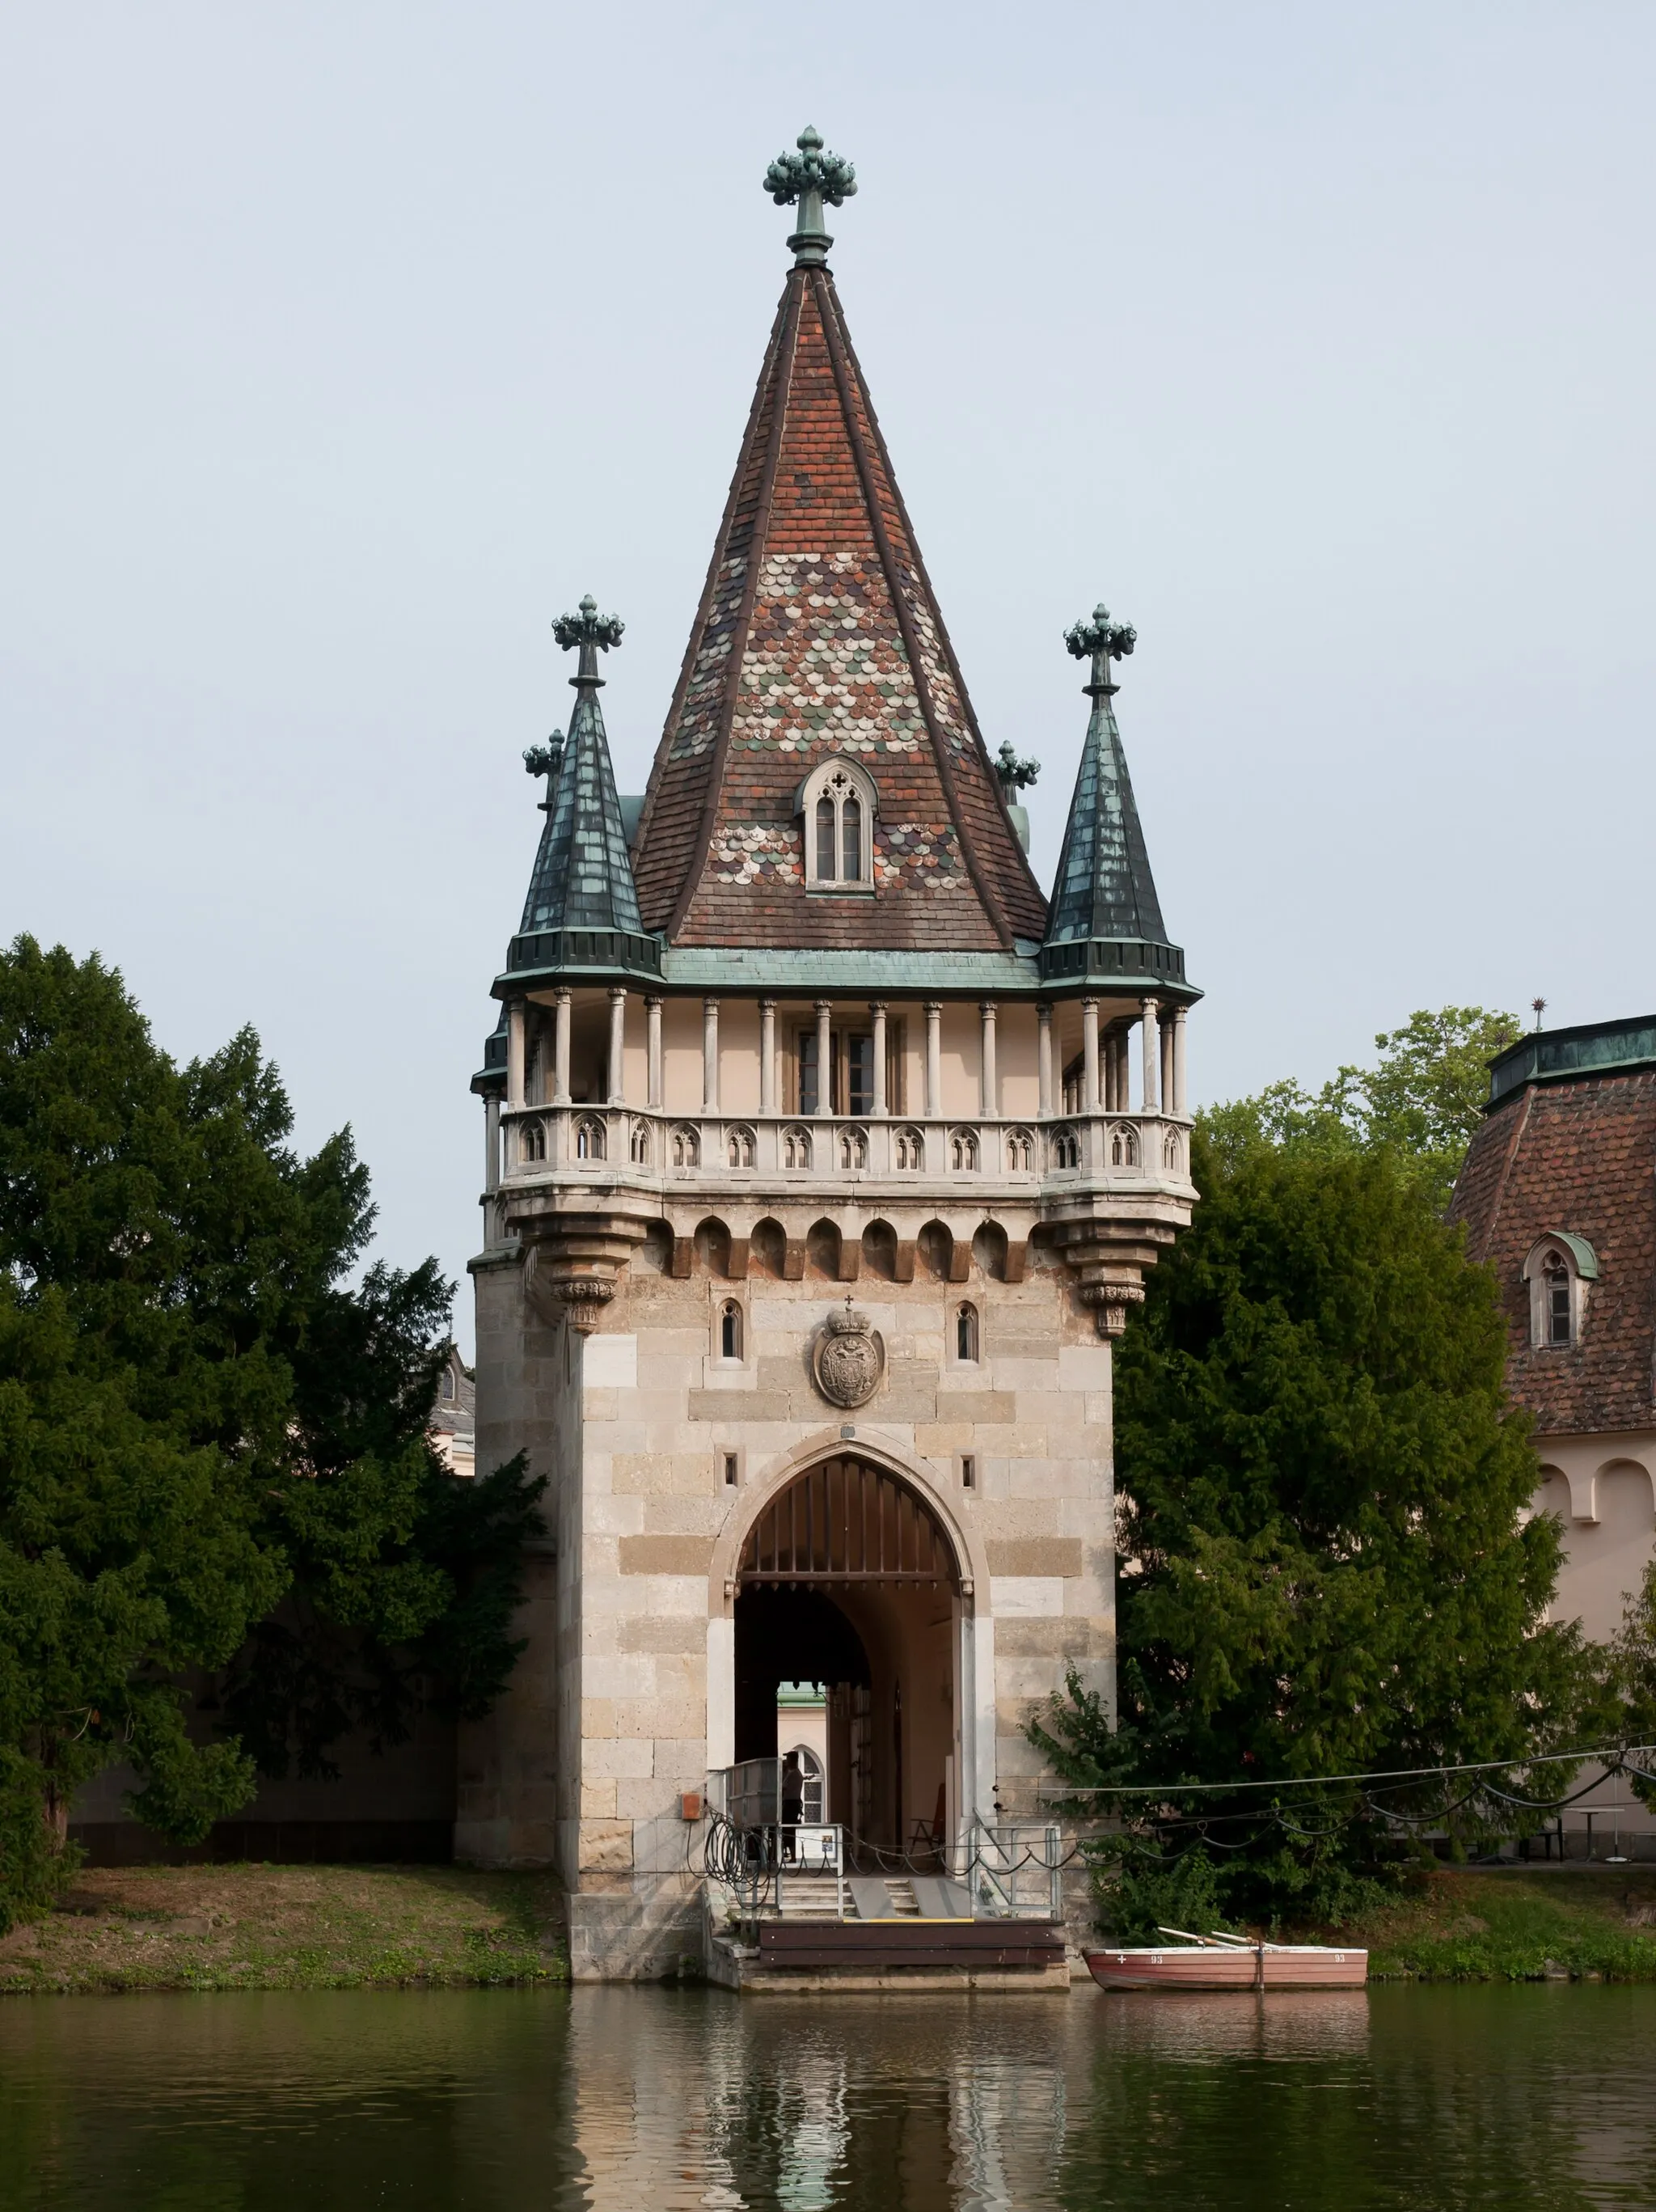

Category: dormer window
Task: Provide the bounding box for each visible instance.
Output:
[1523,1234,1599,1350]
[797,759,877,890]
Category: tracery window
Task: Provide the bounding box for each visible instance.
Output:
[727,1125,756,1169]
[1006,1127,1034,1172]
[629,1122,651,1165]
[1523,1235,1598,1350]
[839,1126,868,1170]
[799,759,877,890]
[521,1118,547,1163]
[893,1126,924,1171]
[782,1124,813,1170]
[1050,1125,1080,1172]
[574,1115,606,1161]
[949,1127,979,1173]
[1109,1123,1140,1169]
[671,1124,700,1169]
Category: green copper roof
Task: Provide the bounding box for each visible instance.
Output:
[515,598,647,950]
[1488,1013,1656,1106]
[1041,606,1191,995]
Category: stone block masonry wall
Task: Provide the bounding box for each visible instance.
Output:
[458,1237,1117,1971]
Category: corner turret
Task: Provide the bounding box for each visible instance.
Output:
[1040,607,1194,998]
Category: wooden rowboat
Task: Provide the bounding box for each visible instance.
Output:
[1085,1927,1367,1991]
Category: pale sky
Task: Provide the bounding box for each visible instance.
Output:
[5,3,1653,1351]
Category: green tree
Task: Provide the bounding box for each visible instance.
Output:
[1033,1117,1584,1930]
[0,937,540,1925]
[1207,1006,1520,1204]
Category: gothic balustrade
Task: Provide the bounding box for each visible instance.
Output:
[494,1105,1191,1192]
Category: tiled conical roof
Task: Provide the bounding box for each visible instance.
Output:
[1041,607,1189,994]
[631,138,1046,954]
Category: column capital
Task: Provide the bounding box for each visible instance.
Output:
[758,996,777,1012]
[607,983,627,1002]
[979,999,998,1018]
[1037,1001,1054,1023]
[553,985,572,1005]
[867,999,887,1014]
[644,992,663,1009]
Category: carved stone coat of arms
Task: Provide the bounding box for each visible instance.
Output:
[811,1303,885,1409]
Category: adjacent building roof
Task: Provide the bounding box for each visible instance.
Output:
[1450,1020,1656,1436]
[628,153,1047,954]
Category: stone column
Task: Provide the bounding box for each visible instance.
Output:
[553,989,572,1105]
[484,1095,500,1195]
[606,988,627,1105]
[979,1001,999,1118]
[925,1002,943,1119]
[645,996,663,1109]
[1160,1009,1175,1112]
[703,996,720,1114]
[1037,1004,1054,1117]
[1109,1030,1126,1112]
[507,1000,526,1110]
[870,1002,887,1116]
[1139,997,1160,1113]
[813,1000,833,1117]
[759,999,777,1117]
[1172,1006,1189,1115]
[1082,998,1100,1113]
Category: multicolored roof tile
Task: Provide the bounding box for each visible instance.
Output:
[631,160,1047,954]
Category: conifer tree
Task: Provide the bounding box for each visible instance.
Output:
[0,938,540,1924]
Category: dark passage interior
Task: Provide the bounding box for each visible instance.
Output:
[732,1457,961,1854]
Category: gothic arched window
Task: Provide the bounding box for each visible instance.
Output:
[574,1115,605,1161]
[798,759,877,890]
[956,1301,980,1362]
[720,1300,743,1361]
[1523,1234,1599,1350]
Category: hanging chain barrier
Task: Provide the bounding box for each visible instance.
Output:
[700,1740,1656,1917]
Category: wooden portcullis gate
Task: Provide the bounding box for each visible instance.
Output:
[737,1457,960,1593]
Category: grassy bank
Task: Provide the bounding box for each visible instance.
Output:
[0,1865,567,1994]
[1346,1867,1656,1982]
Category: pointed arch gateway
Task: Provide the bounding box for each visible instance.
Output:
[732,1456,966,1857]
[738,1456,961,1592]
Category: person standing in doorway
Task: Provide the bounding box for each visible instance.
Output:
[781,1750,804,1860]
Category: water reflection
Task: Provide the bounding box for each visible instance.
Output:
[1,1984,1654,2208]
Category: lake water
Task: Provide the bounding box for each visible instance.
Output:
[2,1983,1654,2209]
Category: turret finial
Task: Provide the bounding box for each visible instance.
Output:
[553,594,624,689]
[524,730,564,812]
[764,124,857,268]
[1065,603,1137,697]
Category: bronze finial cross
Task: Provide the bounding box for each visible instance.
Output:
[1064,603,1137,696]
[764,125,857,267]
[552,594,624,689]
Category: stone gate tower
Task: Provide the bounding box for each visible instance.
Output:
[460,129,1199,1977]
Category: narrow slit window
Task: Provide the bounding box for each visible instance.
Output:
[842,795,862,881]
[724,1452,739,1487]
[1545,1261,1572,1347]
[956,1302,979,1362]
[961,1454,975,1490]
[720,1301,742,1361]
[816,796,837,882]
